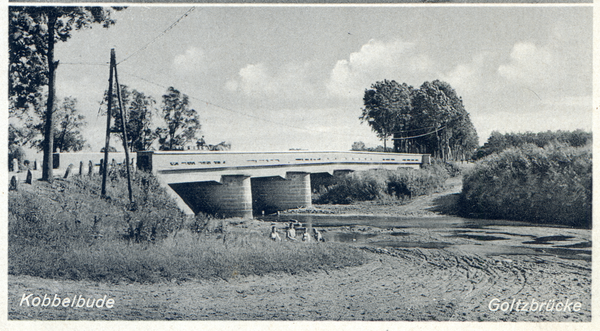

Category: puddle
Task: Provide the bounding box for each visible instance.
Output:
[555,241,592,249]
[480,231,536,238]
[391,232,410,236]
[373,241,451,249]
[457,245,592,262]
[449,234,509,241]
[523,235,575,245]
[324,232,378,243]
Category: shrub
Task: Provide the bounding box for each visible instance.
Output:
[314,164,449,204]
[460,143,592,228]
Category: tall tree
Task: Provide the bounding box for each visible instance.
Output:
[360,80,412,151]
[158,87,201,150]
[362,79,478,160]
[9,6,120,182]
[106,85,158,152]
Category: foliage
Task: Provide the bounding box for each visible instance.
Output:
[11,96,88,152]
[106,85,158,152]
[9,6,121,182]
[9,6,119,110]
[350,141,393,153]
[157,87,201,150]
[361,80,412,151]
[8,170,367,283]
[473,130,592,160]
[314,165,449,204]
[460,143,592,228]
[361,79,478,161]
[51,97,88,152]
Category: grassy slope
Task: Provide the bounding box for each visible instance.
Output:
[9,171,367,284]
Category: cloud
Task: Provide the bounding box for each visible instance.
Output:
[225,62,318,102]
[173,47,206,74]
[441,52,491,94]
[497,42,555,86]
[326,39,433,98]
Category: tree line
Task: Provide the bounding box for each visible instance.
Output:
[358,79,479,161]
[472,130,592,160]
[8,6,228,179]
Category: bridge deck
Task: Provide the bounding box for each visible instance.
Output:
[138,151,430,183]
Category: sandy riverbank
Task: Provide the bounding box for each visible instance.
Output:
[8,176,591,321]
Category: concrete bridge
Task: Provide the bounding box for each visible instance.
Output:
[137,150,430,218]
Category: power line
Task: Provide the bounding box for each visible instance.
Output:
[117,7,195,65]
[392,126,445,140]
[118,69,378,140]
[61,62,108,66]
[391,124,438,134]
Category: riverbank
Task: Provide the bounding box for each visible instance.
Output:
[284,175,463,217]
[8,175,591,321]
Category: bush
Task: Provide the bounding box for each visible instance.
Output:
[460,143,592,228]
[314,164,449,204]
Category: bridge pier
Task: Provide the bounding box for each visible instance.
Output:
[252,172,312,214]
[170,175,253,218]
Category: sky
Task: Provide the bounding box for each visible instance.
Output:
[39,5,593,153]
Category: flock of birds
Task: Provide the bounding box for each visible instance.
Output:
[270,220,324,242]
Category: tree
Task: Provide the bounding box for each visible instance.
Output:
[362,79,478,161]
[158,87,201,150]
[106,85,158,152]
[351,141,367,151]
[9,94,88,152]
[52,97,88,152]
[9,6,120,182]
[360,80,412,151]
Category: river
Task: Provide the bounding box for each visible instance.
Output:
[259,214,591,262]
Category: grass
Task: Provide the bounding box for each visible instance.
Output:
[9,167,368,283]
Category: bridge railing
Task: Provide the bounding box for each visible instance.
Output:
[137,150,430,175]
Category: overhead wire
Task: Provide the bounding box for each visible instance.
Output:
[92,6,438,144]
[118,69,379,140]
[117,7,195,65]
[392,126,445,140]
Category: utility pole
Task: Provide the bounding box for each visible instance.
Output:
[101,49,115,198]
[114,62,134,204]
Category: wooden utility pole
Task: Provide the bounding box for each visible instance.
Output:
[101,49,115,198]
[114,62,134,204]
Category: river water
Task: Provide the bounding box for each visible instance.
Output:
[259,214,592,262]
